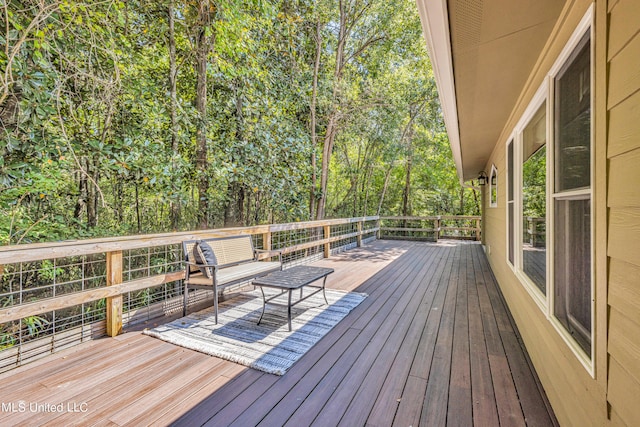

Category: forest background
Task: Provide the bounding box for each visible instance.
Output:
[0,0,480,246]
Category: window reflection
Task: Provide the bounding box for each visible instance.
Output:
[553,32,591,355]
[522,103,546,294]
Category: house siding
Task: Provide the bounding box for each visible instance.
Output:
[480,0,627,425]
[606,0,640,425]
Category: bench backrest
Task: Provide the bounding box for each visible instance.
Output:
[183,235,256,272]
[207,236,255,266]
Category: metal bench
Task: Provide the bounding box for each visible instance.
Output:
[182,235,282,322]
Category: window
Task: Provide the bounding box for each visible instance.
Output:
[505,10,593,368]
[522,103,546,294]
[552,32,592,356]
[507,141,515,266]
[489,165,498,207]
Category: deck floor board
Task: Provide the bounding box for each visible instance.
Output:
[311,246,439,427]
[0,240,557,426]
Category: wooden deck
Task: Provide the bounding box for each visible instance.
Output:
[0,240,557,426]
[523,246,546,293]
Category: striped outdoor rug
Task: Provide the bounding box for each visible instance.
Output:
[143,288,367,375]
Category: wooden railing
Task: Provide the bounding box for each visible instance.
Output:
[525,217,545,247]
[0,217,379,371]
[379,216,482,241]
[0,214,480,372]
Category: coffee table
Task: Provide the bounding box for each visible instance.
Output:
[252,266,334,331]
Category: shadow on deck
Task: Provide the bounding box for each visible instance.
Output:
[0,240,557,426]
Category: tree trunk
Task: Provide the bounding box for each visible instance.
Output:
[224,182,245,226]
[195,1,214,230]
[471,182,480,214]
[168,0,180,230]
[309,19,322,220]
[362,165,373,216]
[224,79,246,226]
[316,114,337,220]
[235,80,245,225]
[316,1,347,220]
[237,185,245,225]
[87,162,98,228]
[135,180,141,233]
[402,155,412,217]
[315,1,383,219]
[377,165,393,216]
[169,3,178,154]
[74,158,87,221]
[113,176,123,223]
[73,156,98,228]
[402,126,415,217]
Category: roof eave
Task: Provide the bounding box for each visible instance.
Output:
[416,0,465,185]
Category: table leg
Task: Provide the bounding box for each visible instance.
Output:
[257,286,266,325]
[213,280,219,324]
[322,275,328,305]
[288,290,293,331]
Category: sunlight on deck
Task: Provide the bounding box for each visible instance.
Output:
[0,240,557,426]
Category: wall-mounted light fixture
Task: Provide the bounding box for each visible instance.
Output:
[477,171,488,185]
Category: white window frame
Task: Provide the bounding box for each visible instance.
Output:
[489,164,498,207]
[506,139,516,269]
[547,6,594,375]
[511,84,549,312]
[504,5,594,375]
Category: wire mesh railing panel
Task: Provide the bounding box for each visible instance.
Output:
[329,222,357,252]
[123,282,186,327]
[379,216,481,241]
[439,216,480,239]
[363,219,378,232]
[272,227,325,265]
[0,253,110,373]
[0,254,107,309]
[252,234,263,250]
[0,302,106,374]
[0,216,384,372]
[282,247,324,267]
[123,244,183,282]
[380,218,439,241]
[361,219,379,244]
[271,228,315,250]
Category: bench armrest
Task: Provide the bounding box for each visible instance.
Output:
[184,260,219,269]
[254,249,282,263]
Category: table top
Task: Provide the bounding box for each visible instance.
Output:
[252,266,334,289]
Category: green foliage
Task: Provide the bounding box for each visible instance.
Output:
[1,0,477,245]
[0,315,50,351]
[523,146,546,218]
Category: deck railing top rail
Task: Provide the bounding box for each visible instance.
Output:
[0,215,479,373]
[0,217,381,328]
[0,216,380,264]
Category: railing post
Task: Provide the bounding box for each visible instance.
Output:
[106,251,123,337]
[435,216,441,242]
[527,217,538,246]
[323,225,331,258]
[357,220,363,247]
[475,218,481,241]
[263,231,272,251]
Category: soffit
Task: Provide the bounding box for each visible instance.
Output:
[417,0,566,182]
